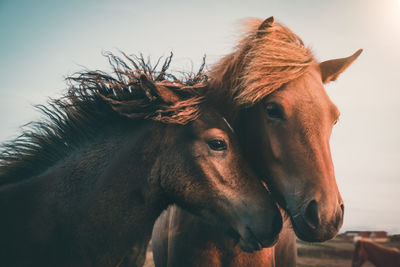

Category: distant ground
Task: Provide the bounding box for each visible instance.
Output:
[143,235,400,266]
[297,235,400,267]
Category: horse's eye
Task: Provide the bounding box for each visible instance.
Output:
[208,139,227,151]
[265,103,285,120]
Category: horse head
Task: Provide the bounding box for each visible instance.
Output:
[254,53,361,241]
[154,86,283,252]
[210,17,362,242]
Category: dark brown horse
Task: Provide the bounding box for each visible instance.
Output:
[152,16,362,267]
[352,240,400,267]
[0,54,282,267]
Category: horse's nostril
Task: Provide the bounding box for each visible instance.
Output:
[304,200,320,229]
[340,203,345,214]
[273,209,283,233]
[335,203,345,228]
[335,209,344,229]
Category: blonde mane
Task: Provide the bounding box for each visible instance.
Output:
[209,18,314,107]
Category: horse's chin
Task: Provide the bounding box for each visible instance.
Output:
[225,227,268,252]
[238,237,263,252]
[236,226,279,252]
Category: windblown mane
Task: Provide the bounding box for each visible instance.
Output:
[0,53,207,186]
[209,18,314,107]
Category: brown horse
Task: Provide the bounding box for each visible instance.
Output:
[0,54,282,267]
[152,16,362,267]
[352,240,400,267]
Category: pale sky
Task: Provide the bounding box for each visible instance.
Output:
[1,0,399,233]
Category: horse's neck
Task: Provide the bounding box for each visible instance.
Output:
[87,122,170,223]
[364,241,396,267]
[0,122,170,265]
[67,122,171,262]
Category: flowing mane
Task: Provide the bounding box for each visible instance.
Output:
[0,53,207,186]
[209,18,314,107]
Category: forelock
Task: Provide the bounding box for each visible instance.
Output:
[233,18,315,106]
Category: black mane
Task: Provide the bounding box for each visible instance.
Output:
[0,52,207,186]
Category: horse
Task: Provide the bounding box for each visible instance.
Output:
[151,16,362,267]
[0,53,283,267]
[352,239,400,267]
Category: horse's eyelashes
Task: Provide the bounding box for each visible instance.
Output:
[265,102,285,120]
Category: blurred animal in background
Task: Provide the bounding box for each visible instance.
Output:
[352,239,400,267]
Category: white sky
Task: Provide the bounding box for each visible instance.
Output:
[1,0,399,233]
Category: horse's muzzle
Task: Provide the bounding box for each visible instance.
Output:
[291,200,344,242]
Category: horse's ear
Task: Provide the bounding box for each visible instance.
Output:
[155,85,180,103]
[319,49,363,84]
[139,74,180,103]
[256,16,274,38]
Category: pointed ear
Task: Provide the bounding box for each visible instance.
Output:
[139,74,180,103]
[256,16,274,38]
[155,85,180,103]
[319,49,363,84]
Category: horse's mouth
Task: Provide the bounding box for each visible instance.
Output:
[238,226,278,252]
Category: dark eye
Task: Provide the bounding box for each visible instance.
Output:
[265,102,285,120]
[207,139,227,151]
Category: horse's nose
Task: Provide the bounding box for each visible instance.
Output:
[303,200,344,230]
[303,199,320,229]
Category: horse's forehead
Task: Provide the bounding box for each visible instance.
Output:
[196,110,234,134]
[282,66,335,110]
[264,65,338,123]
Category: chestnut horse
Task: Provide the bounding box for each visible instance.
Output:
[151,17,362,267]
[0,54,282,267]
[352,240,400,267]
